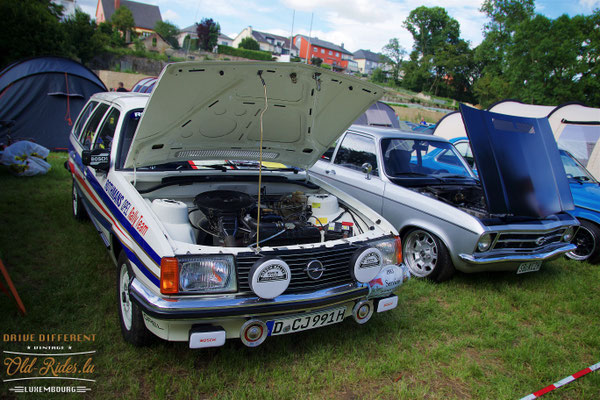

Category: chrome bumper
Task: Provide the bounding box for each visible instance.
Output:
[458,243,576,266]
[129,278,369,320]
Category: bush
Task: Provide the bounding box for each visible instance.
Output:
[217,45,272,61]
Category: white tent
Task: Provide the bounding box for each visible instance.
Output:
[433,100,600,179]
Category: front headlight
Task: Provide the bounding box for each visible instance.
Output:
[562,226,575,242]
[371,237,403,265]
[178,255,237,293]
[476,233,493,252]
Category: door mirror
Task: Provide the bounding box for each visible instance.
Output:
[82,148,110,171]
[361,162,373,179]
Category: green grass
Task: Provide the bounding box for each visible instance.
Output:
[1,153,599,399]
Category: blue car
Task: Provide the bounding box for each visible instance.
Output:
[452,137,600,263]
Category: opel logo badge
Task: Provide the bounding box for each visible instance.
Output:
[305,260,325,280]
[536,237,546,246]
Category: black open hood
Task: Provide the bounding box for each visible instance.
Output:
[460,104,574,218]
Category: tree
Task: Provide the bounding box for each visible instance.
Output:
[111,5,135,42]
[370,68,386,83]
[403,6,460,58]
[310,57,323,67]
[239,37,260,51]
[63,9,104,64]
[196,18,220,51]
[0,0,67,67]
[154,21,179,49]
[381,38,406,84]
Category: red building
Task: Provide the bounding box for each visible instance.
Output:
[293,35,353,71]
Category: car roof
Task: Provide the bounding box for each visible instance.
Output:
[347,124,450,142]
[90,91,149,110]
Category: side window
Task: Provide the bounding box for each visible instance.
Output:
[93,108,120,152]
[454,141,475,168]
[333,133,379,176]
[320,140,338,161]
[80,103,110,149]
[72,101,98,142]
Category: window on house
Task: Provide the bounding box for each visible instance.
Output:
[328,50,332,55]
[321,49,325,54]
[336,52,339,57]
[152,37,157,47]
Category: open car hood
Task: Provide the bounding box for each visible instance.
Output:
[461,104,574,218]
[124,62,382,169]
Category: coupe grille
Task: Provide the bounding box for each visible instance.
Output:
[492,228,566,251]
[235,243,361,294]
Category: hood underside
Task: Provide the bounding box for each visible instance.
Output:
[461,104,574,218]
[124,62,382,169]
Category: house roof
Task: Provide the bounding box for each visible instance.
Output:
[99,0,162,30]
[180,24,197,34]
[251,29,297,50]
[218,33,233,41]
[296,35,352,55]
[353,49,381,62]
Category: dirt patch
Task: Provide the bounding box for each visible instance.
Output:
[391,105,449,124]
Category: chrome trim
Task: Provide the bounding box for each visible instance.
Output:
[129,278,368,320]
[459,243,576,265]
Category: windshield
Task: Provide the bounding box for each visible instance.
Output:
[560,150,597,183]
[381,138,473,178]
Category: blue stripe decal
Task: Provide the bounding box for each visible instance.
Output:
[120,240,161,286]
[84,168,162,266]
[79,189,112,231]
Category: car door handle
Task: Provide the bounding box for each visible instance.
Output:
[325,169,336,175]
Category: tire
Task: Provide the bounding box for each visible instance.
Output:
[402,229,455,282]
[72,179,88,221]
[566,219,600,264]
[117,252,154,346]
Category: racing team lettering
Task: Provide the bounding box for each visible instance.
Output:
[105,179,148,237]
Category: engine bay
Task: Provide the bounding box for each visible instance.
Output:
[412,185,490,219]
[150,188,359,247]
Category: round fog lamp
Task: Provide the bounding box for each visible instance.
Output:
[562,227,574,242]
[477,234,493,252]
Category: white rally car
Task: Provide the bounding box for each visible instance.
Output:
[67,62,409,348]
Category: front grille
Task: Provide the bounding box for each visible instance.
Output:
[235,242,361,294]
[492,228,566,251]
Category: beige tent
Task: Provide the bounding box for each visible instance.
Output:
[433,100,600,179]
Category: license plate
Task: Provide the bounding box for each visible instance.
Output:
[266,307,346,336]
[517,261,542,274]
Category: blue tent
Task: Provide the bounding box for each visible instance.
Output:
[0,57,107,150]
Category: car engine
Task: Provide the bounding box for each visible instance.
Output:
[189,190,355,247]
[413,185,490,219]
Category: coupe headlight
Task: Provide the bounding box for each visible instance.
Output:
[371,237,403,265]
[476,233,493,252]
[178,255,236,293]
[562,227,575,242]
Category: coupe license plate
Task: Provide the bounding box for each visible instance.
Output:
[267,307,346,336]
[516,261,542,274]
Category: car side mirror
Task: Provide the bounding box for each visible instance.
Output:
[82,148,110,172]
[361,162,373,180]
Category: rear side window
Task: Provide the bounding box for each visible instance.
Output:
[93,107,120,152]
[80,103,109,149]
[333,133,379,176]
[72,101,98,142]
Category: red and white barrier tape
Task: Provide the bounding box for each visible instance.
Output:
[520,361,600,399]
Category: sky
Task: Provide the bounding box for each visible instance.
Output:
[75,0,600,54]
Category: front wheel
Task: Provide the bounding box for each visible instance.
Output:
[566,220,600,264]
[117,252,154,346]
[402,229,455,282]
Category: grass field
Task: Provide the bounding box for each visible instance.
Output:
[1,153,599,399]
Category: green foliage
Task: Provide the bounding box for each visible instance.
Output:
[196,17,220,51]
[110,5,135,41]
[310,56,323,67]
[321,63,332,70]
[0,0,67,68]
[381,38,406,83]
[238,37,260,50]
[63,9,105,64]
[182,35,199,51]
[154,21,179,49]
[370,68,387,83]
[217,45,273,61]
[403,6,460,57]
